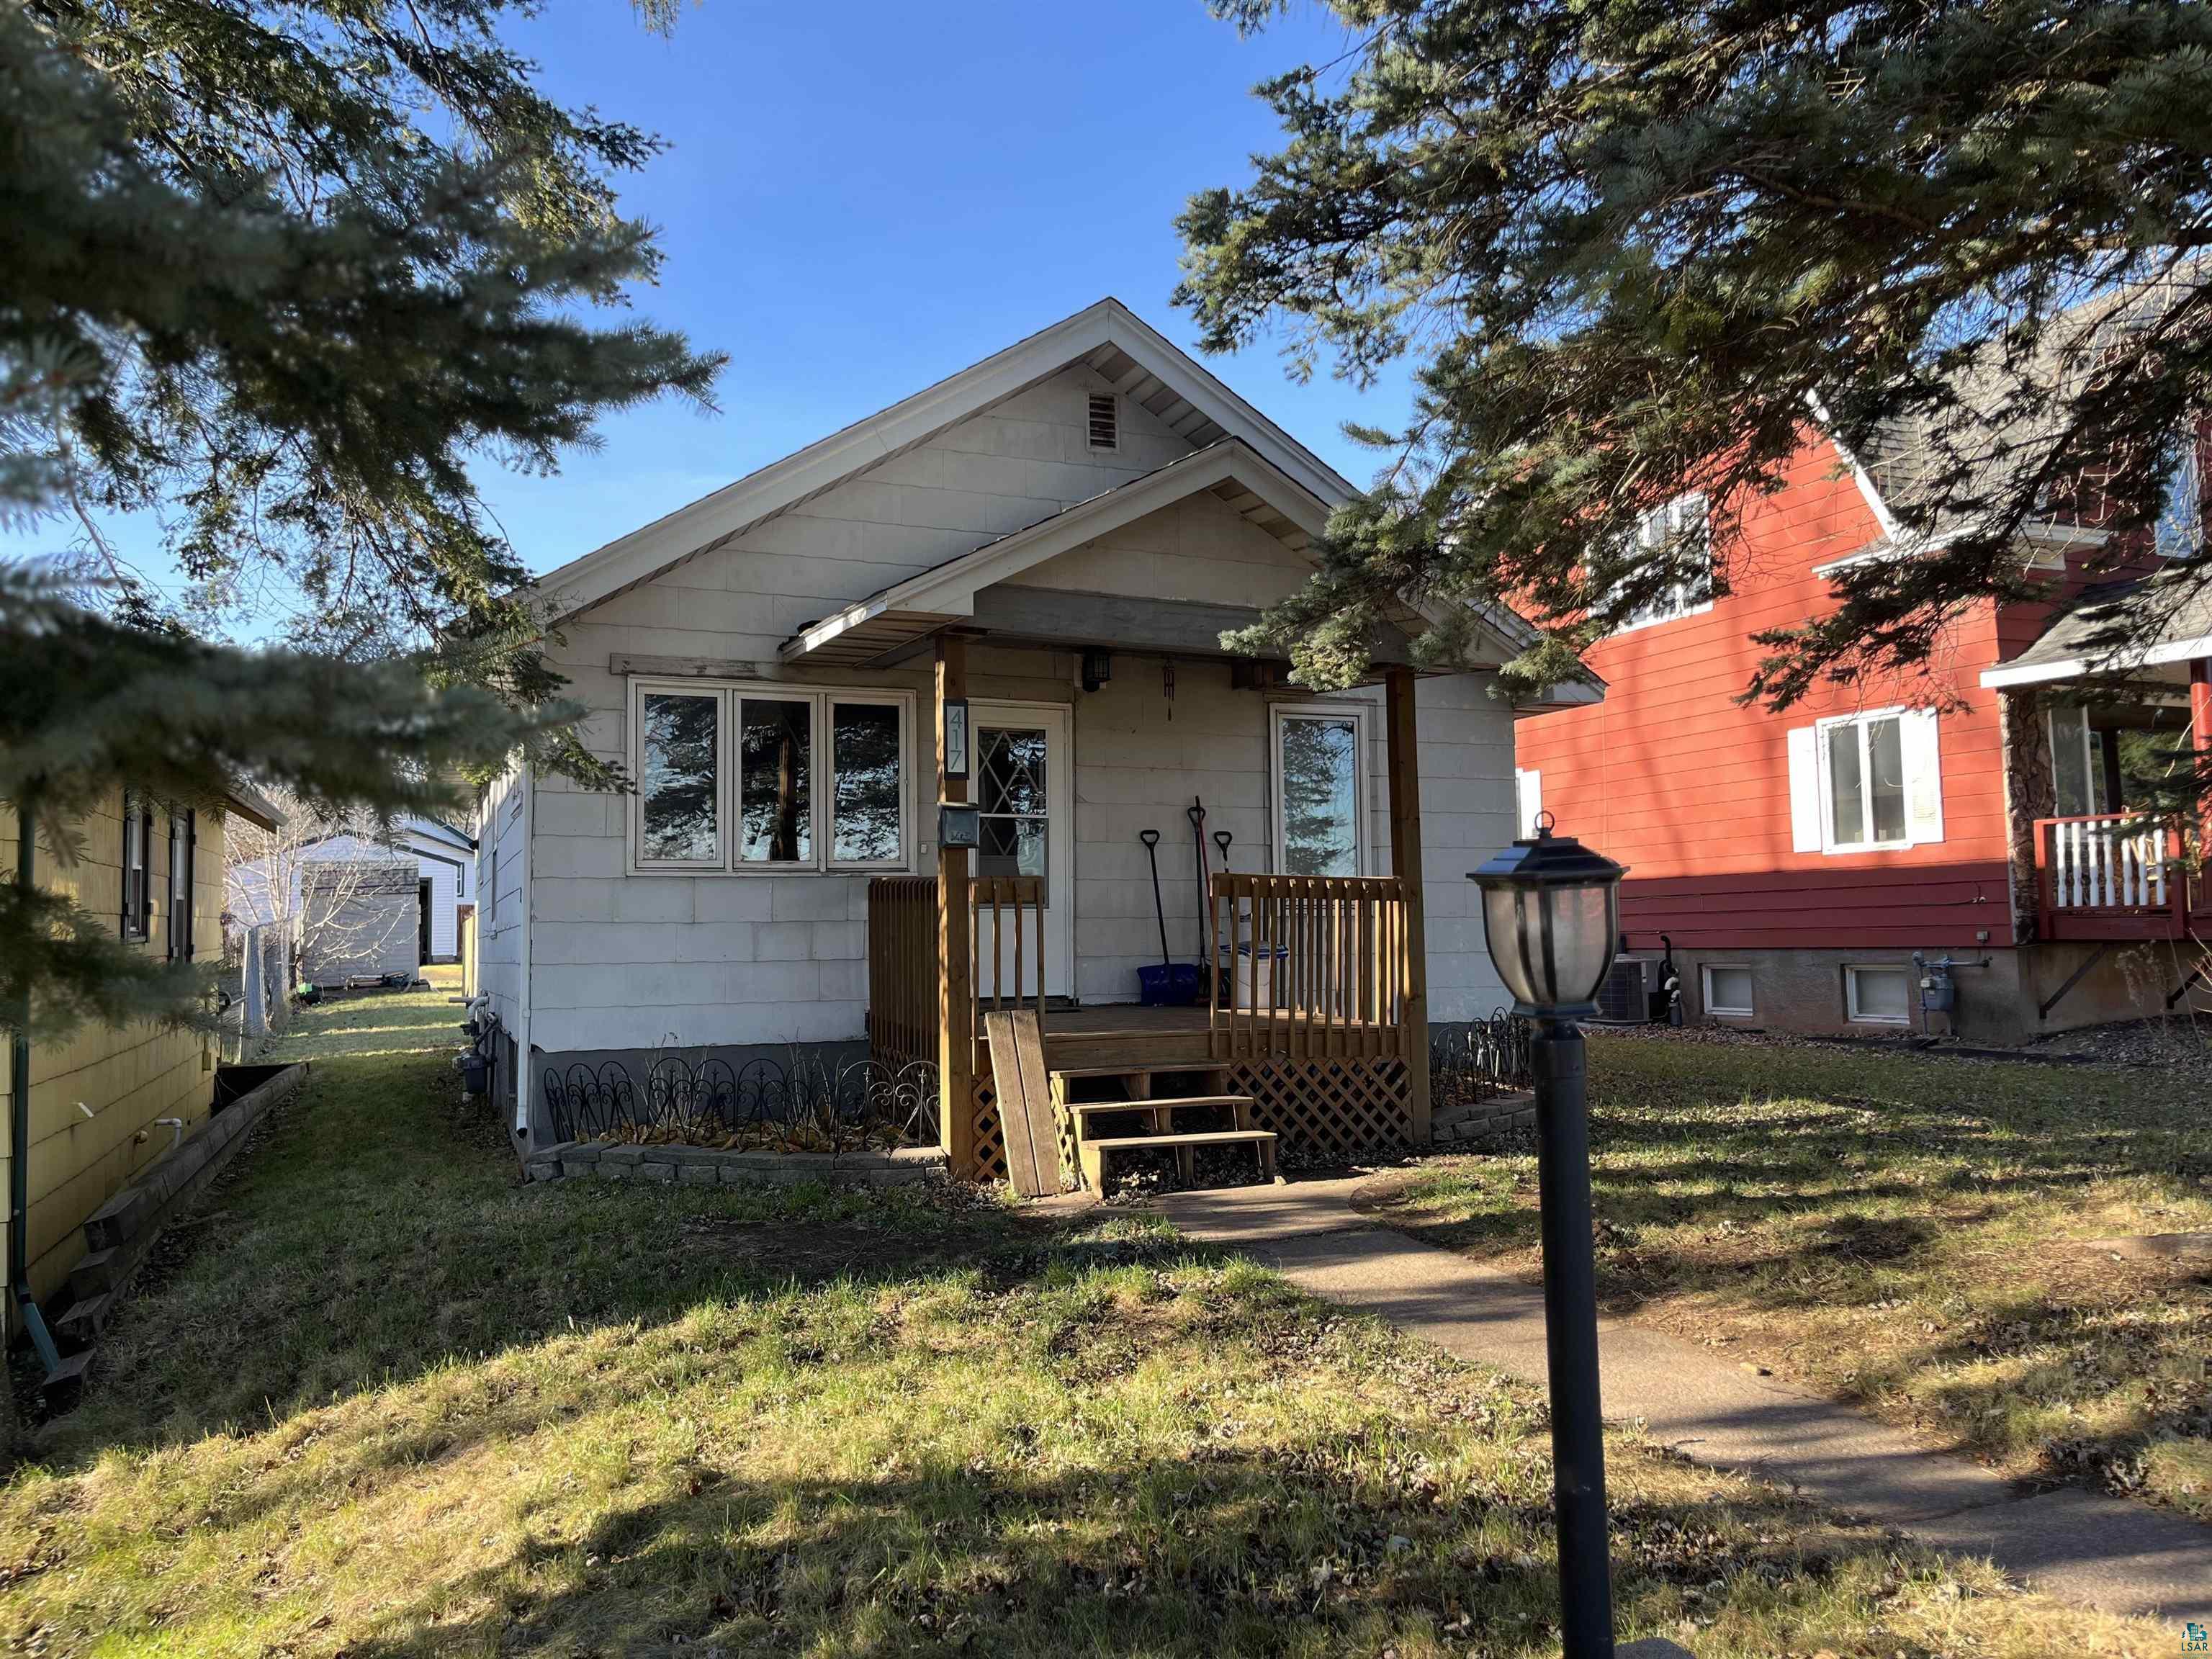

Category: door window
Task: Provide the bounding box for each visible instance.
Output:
[976,727,1048,894]
[1274,708,1366,876]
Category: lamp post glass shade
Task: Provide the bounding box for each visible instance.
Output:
[1472,819,1626,1015]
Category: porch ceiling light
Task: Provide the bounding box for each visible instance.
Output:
[1470,814,1626,1016]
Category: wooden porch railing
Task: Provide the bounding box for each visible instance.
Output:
[2038,815,2179,910]
[866,876,938,1069]
[1208,873,1412,1060]
[866,873,1048,1067]
[968,874,1048,1028]
[2034,814,2194,940]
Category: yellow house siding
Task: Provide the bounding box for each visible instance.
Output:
[1,790,230,1315]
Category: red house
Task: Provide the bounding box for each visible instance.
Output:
[1514,428,2212,1040]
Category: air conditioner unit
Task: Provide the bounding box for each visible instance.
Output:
[1591,956,1650,1024]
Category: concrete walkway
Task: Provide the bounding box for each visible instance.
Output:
[1153,1178,2211,1620]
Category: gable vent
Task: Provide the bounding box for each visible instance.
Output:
[1086,392,1119,451]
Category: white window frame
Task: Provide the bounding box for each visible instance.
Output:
[1611,492,1714,635]
[1845,963,1913,1026]
[1815,706,1912,854]
[626,678,917,876]
[631,680,732,872]
[1701,963,1755,1019]
[2046,703,2104,818]
[823,691,914,872]
[1269,701,1373,877]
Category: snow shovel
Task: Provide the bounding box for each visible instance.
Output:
[1187,799,1213,997]
[1136,830,1200,1005]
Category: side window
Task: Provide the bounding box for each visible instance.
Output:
[121,792,153,940]
[1611,492,1713,633]
[1791,709,1943,854]
[167,809,194,961]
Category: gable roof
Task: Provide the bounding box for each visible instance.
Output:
[783,439,1328,665]
[537,298,1358,624]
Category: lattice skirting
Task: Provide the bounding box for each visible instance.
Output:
[1228,1056,1413,1161]
[969,1074,1005,1183]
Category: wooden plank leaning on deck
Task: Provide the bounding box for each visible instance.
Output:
[983,1008,1058,1198]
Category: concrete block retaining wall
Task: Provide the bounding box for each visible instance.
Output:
[524,1140,948,1190]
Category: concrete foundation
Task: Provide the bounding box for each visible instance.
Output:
[1628,938,2211,1043]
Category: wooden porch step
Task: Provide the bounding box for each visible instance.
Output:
[1076,1126,1277,1192]
[1066,1093,1248,1117]
[1068,1094,1253,1132]
[1048,1062,1228,1082]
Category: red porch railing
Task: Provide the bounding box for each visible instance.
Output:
[2035,814,2191,940]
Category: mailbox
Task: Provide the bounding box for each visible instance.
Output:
[937,802,981,850]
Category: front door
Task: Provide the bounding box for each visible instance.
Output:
[971,702,1073,1000]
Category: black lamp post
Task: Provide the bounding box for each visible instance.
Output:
[1471,814,1627,1659]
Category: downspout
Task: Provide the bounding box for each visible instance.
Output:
[9,787,61,1375]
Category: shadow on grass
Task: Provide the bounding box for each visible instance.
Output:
[1376,1037,2212,1508]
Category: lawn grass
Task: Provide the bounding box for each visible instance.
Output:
[1374,1032,2212,1523]
[0,1017,2178,1655]
[256,963,469,1064]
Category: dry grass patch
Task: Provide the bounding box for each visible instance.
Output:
[0,1040,2179,1656]
[1373,1033,2212,1521]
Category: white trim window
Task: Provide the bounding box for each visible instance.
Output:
[1786,708,1943,854]
[1272,703,1371,876]
[1702,963,1755,1019]
[628,679,914,875]
[1845,963,1913,1025]
[1611,492,1714,634]
[636,685,727,868]
[2046,703,2107,817]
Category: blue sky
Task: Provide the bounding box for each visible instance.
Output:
[38,1,1421,611]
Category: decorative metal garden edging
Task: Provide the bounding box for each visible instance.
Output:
[542,1051,940,1154]
[1431,1008,1535,1102]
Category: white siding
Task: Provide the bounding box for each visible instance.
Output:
[522,363,1518,1051]
[475,757,531,1056]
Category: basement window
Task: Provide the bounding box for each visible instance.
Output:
[1702,964,1755,1019]
[1845,964,1912,1026]
[1086,392,1119,452]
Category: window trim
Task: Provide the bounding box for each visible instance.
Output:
[625,678,917,876]
[631,680,732,871]
[1269,700,1373,878]
[1609,491,1715,635]
[824,692,914,872]
[1844,963,1913,1026]
[1815,706,1912,854]
[121,791,153,942]
[167,808,194,962]
[1701,963,1755,1019]
[732,690,817,871]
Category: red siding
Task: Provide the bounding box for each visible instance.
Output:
[1516,438,2017,950]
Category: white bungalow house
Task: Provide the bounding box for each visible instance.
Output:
[480,300,1597,1179]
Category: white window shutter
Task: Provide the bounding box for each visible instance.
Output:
[1902,709,1945,844]
[1786,726,1822,852]
[1515,768,1542,837]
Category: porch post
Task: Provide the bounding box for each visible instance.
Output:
[935,634,974,1176]
[1385,667,1432,1143]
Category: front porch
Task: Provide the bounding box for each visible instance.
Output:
[866,697,1438,1184]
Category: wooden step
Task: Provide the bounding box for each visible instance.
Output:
[1049,1062,1228,1082]
[1068,1093,1248,1115]
[1076,1126,1277,1192]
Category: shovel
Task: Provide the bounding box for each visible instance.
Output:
[1139,828,1169,964]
